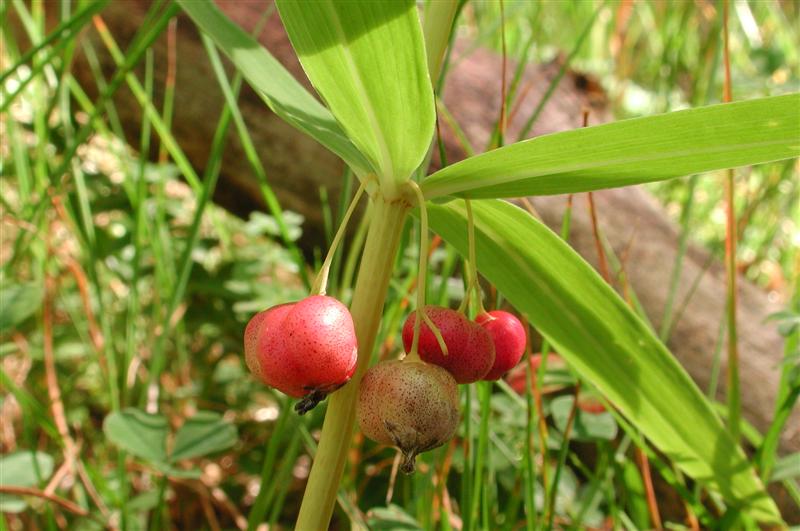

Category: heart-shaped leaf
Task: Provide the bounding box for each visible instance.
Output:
[170,411,237,462]
[0,451,54,513]
[103,408,168,464]
[0,282,43,333]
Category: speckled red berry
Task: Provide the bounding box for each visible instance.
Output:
[244,295,357,413]
[357,359,459,473]
[401,306,495,384]
[476,311,526,380]
[244,303,293,380]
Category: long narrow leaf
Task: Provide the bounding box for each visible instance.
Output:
[276,0,435,192]
[177,0,371,175]
[422,94,800,199]
[425,199,779,522]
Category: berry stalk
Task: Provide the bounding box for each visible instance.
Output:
[407,181,448,360]
[311,178,368,295]
[296,195,409,530]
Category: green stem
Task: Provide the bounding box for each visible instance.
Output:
[458,199,487,317]
[311,179,368,295]
[470,381,492,530]
[152,475,169,530]
[295,195,409,530]
[407,181,447,360]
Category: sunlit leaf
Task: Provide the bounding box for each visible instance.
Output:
[425,199,779,521]
[422,94,800,199]
[177,0,371,175]
[276,0,434,192]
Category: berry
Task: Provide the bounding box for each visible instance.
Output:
[244,303,293,380]
[357,359,459,473]
[401,306,495,384]
[476,311,527,380]
[244,295,358,413]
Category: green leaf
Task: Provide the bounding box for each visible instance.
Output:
[152,462,203,479]
[103,408,168,464]
[177,0,371,175]
[366,504,423,530]
[425,199,779,522]
[276,0,435,191]
[170,411,237,462]
[127,489,161,511]
[0,451,54,513]
[0,282,42,333]
[550,396,618,441]
[422,94,800,199]
[0,451,54,486]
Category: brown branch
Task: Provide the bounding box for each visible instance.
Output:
[159,17,178,163]
[61,256,105,354]
[77,460,113,522]
[43,196,78,471]
[44,459,72,495]
[636,447,663,530]
[0,486,88,517]
[498,0,508,141]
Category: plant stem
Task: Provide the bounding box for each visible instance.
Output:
[295,195,409,530]
[311,178,368,295]
[407,181,447,359]
[722,0,741,444]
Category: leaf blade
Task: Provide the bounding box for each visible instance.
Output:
[0,282,43,333]
[103,408,169,464]
[276,0,435,190]
[426,199,779,521]
[0,451,54,513]
[422,94,800,199]
[177,0,371,175]
[170,411,238,462]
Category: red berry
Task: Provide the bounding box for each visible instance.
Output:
[401,306,495,384]
[244,303,293,380]
[357,359,459,474]
[244,295,358,413]
[476,311,527,380]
